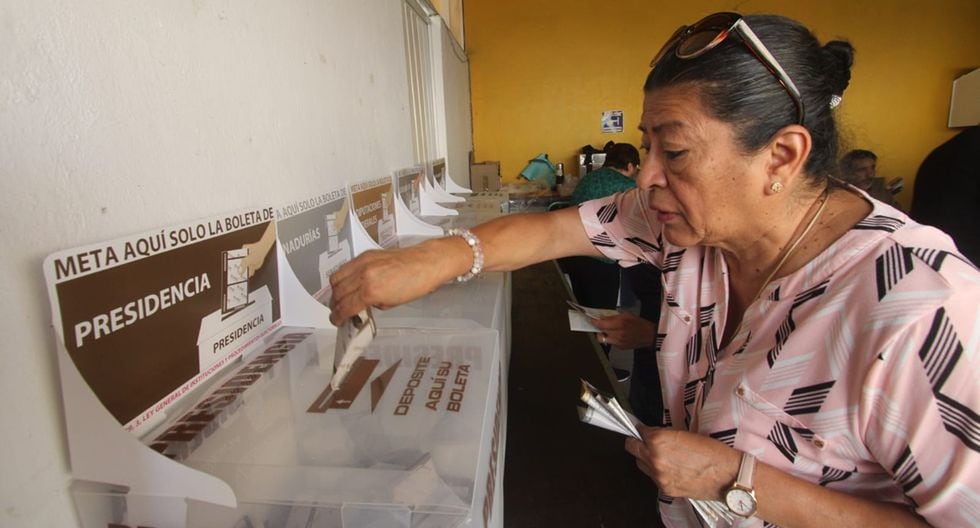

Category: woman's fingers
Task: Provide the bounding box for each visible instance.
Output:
[625,435,656,480]
[591,313,655,349]
[624,427,740,500]
[625,436,645,458]
[327,245,449,325]
[328,252,387,324]
[329,287,365,325]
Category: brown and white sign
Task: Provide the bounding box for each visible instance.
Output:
[43,209,282,435]
[395,166,425,217]
[350,177,397,248]
[275,188,352,304]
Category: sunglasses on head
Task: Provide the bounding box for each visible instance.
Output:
[650,12,806,125]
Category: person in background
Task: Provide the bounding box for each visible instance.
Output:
[910,125,979,266]
[839,149,901,208]
[568,142,665,424]
[571,142,641,205]
[560,142,641,310]
[330,12,978,527]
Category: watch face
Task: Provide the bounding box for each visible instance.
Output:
[725,488,757,517]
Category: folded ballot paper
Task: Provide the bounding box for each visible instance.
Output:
[577,379,740,527]
[331,307,377,390]
[578,378,642,438]
[567,300,619,333]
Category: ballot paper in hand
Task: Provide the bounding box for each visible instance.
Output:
[331,307,377,389]
[578,379,641,438]
[577,378,741,527]
[567,300,619,320]
[567,301,619,332]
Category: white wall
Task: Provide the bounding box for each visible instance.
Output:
[433,19,473,187]
[0,1,467,526]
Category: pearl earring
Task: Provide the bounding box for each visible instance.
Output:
[770,181,783,193]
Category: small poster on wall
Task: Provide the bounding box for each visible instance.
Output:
[601,110,624,133]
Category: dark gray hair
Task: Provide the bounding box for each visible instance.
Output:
[644,14,855,186]
[602,143,641,170]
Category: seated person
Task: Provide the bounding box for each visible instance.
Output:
[839,149,901,208]
[560,142,642,309]
[571,143,641,205]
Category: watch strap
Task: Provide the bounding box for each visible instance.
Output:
[736,452,756,488]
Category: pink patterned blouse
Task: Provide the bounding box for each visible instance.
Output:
[578,187,980,527]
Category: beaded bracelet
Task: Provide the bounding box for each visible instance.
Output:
[446,227,484,283]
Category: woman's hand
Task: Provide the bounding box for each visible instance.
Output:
[624,425,740,500]
[626,427,933,527]
[328,240,468,325]
[591,312,657,349]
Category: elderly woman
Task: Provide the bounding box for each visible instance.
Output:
[330,12,979,527]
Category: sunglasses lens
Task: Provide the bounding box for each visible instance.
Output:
[676,29,722,58]
[650,25,689,67]
[675,12,738,59]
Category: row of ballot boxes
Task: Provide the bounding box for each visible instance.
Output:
[45,176,512,528]
[69,321,507,528]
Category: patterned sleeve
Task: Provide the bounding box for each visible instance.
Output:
[861,279,980,526]
[576,188,665,268]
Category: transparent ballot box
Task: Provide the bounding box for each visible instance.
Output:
[72,326,503,528]
[380,272,509,331]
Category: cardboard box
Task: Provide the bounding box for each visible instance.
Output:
[470,161,501,192]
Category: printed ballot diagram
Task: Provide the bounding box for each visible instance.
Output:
[275,188,353,304]
[396,166,425,216]
[351,177,398,248]
[43,209,282,436]
[221,249,252,315]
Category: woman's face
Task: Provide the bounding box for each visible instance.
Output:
[636,86,765,248]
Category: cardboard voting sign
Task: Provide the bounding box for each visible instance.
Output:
[396,166,425,217]
[275,188,353,305]
[433,158,447,189]
[43,208,282,436]
[350,177,398,248]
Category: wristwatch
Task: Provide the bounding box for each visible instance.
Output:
[724,452,758,517]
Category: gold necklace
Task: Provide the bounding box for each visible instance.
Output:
[729,187,831,345]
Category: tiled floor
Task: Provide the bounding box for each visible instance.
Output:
[503,262,664,528]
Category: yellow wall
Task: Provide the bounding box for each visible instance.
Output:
[465,0,980,208]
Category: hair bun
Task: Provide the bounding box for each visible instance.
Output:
[823,40,855,95]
